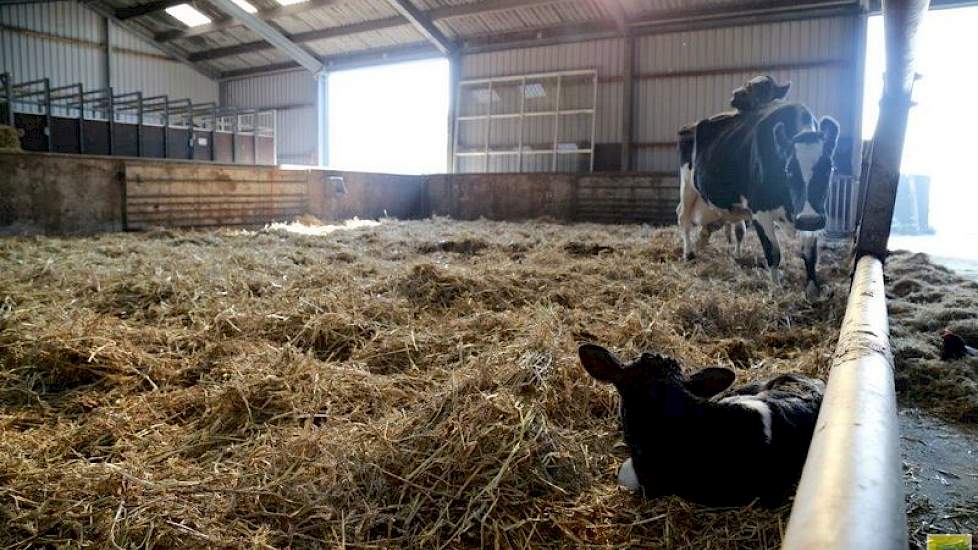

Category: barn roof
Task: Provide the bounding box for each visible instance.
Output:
[87,0,870,80]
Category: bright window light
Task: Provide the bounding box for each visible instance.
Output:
[274,0,307,5]
[327,58,449,175]
[230,0,258,13]
[165,4,212,27]
[863,7,978,246]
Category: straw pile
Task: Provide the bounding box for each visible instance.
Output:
[887,250,978,421]
[0,218,853,548]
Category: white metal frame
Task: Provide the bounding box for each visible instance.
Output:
[452,69,598,173]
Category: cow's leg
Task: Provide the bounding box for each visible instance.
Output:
[801,232,820,300]
[732,220,746,257]
[677,163,698,261]
[752,211,782,285]
[696,224,718,252]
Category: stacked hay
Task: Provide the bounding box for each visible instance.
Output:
[0,219,853,548]
[887,251,978,421]
[0,125,21,151]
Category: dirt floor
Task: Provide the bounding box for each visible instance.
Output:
[0,218,973,548]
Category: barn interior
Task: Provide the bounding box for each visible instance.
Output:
[1,0,976,549]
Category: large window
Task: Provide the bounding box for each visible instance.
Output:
[453,70,597,173]
[327,58,449,175]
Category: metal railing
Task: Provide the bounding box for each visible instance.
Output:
[782,0,930,548]
[825,173,860,239]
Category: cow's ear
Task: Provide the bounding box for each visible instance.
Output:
[685,367,736,398]
[819,116,840,156]
[773,122,792,154]
[774,81,791,100]
[579,344,626,385]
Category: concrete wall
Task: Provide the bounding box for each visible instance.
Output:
[309,171,427,221]
[0,151,124,235]
[0,152,680,235]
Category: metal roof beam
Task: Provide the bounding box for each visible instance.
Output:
[220,42,440,80]
[206,0,324,74]
[116,0,183,20]
[163,0,564,46]
[155,0,337,42]
[605,0,629,33]
[383,0,453,54]
[188,16,404,62]
[83,1,220,80]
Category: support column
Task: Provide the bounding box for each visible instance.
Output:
[446,51,460,173]
[316,71,328,167]
[103,17,112,91]
[621,34,634,172]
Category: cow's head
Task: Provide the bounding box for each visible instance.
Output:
[731,75,791,111]
[774,116,840,232]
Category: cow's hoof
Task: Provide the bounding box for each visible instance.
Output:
[618,458,641,491]
[805,281,820,302]
[683,251,695,261]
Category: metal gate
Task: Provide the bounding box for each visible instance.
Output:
[825,173,859,239]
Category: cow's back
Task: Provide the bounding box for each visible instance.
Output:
[691,102,812,211]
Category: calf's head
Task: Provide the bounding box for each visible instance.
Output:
[579,343,735,429]
[774,116,839,232]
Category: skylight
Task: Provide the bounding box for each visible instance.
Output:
[165,4,211,27]
[274,0,307,5]
[230,0,258,13]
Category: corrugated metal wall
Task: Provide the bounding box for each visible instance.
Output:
[634,15,862,172]
[221,70,318,165]
[455,14,862,174]
[0,1,216,103]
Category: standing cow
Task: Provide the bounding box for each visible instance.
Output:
[676,98,839,299]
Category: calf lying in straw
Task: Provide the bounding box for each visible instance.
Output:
[579,344,823,506]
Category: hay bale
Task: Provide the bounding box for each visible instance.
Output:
[0,219,860,548]
[0,125,21,150]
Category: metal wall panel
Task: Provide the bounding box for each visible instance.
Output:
[460,39,625,145]
[634,15,861,171]
[221,70,317,164]
[0,1,216,102]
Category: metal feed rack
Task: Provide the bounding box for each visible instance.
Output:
[452,69,598,173]
[0,71,276,165]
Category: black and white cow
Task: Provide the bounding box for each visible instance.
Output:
[676,100,840,298]
[579,343,823,507]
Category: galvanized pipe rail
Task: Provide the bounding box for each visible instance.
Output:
[782,0,929,548]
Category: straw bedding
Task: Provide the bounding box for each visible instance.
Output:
[0,217,868,548]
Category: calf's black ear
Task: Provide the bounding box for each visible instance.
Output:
[579,344,626,385]
[685,367,736,398]
[773,81,791,100]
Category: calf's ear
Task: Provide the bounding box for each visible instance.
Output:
[773,81,791,100]
[685,367,736,398]
[579,344,626,385]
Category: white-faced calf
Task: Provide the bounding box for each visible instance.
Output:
[579,344,823,506]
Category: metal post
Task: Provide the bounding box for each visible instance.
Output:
[188,101,194,159]
[446,52,460,173]
[162,98,169,159]
[107,88,114,156]
[589,72,597,172]
[855,0,929,259]
[517,77,526,172]
[551,75,562,171]
[252,112,258,165]
[136,92,143,157]
[43,78,52,152]
[451,82,463,173]
[621,33,634,171]
[103,16,112,92]
[484,80,493,172]
[1,73,12,126]
[210,103,216,161]
[782,256,905,549]
[316,71,328,167]
[231,109,238,164]
[77,84,84,154]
